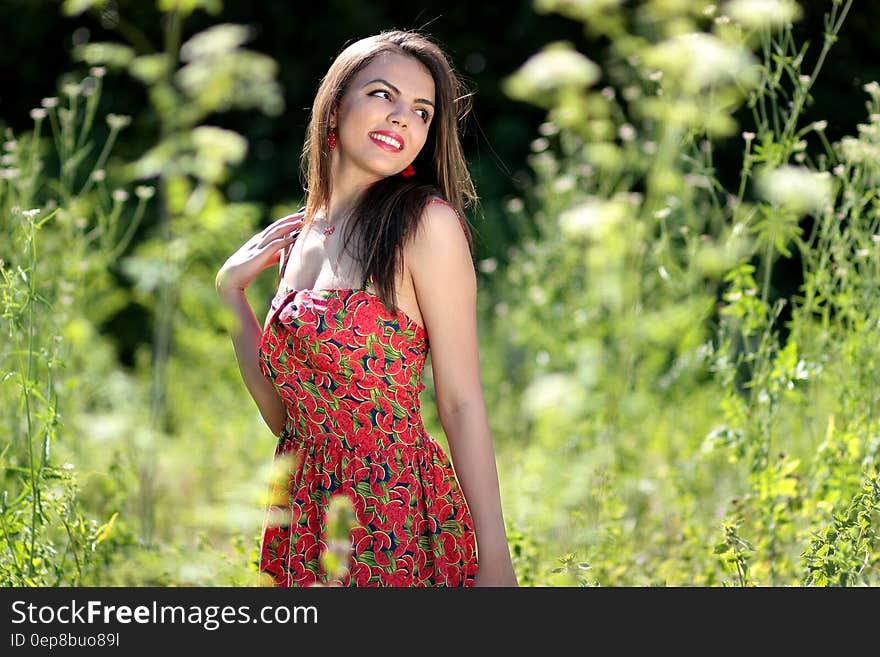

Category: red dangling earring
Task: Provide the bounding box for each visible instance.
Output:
[327,128,337,150]
[401,164,415,178]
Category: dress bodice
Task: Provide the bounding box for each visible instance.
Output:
[259,284,430,452]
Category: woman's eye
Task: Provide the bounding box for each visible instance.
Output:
[371,90,431,123]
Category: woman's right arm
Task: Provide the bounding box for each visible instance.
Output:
[215,212,303,436]
[217,286,286,436]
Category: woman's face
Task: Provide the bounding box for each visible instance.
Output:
[330,52,436,182]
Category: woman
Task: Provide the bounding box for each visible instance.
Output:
[215,29,517,587]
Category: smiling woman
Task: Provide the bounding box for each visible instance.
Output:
[215,29,518,588]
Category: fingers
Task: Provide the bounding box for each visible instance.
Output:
[267,212,305,233]
[264,233,298,251]
[258,214,304,244]
[260,214,303,237]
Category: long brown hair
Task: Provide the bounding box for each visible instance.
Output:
[299,29,479,313]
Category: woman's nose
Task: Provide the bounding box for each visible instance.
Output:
[389,111,406,128]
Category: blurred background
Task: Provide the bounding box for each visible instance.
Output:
[2,0,878,586]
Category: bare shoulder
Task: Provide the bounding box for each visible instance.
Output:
[410,198,469,242]
[407,200,473,290]
[408,199,470,255]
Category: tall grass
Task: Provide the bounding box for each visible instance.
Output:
[486,0,879,585]
[1,1,285,585]
[0,69,138,585]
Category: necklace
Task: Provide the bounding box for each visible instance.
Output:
[313,213,336,241]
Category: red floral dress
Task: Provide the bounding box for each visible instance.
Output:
[257,198,478,587]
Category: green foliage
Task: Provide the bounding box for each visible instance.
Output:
[476,0,879,586]
[4,0,879,587]
[1,0,283,586]
[802,471,880,586]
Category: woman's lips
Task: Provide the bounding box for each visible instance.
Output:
[369,134,403,153]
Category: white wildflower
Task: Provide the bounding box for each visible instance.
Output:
[553,175,576,193]
[725,0,801,29]
[179,23,252,62]
[863,81,880,101]
[644,32,759,94]
[528,285,546,306]
[62,82,81,98]
[135,185,155,200]
[531,137,550,152]
[618,123,636,141]
[522,372,578,419]
[505,42,600,101]
[559,198,628,240]
[622,85,641,101]
[755,165,833,215]
[838,136,880,165]
[106,113,132,130]
[192,126,248,167]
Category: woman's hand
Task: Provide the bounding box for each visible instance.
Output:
[215,213,304,298]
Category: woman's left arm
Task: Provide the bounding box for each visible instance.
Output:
[407,202,518,587]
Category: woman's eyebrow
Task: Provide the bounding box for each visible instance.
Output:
[362,78,435,108]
